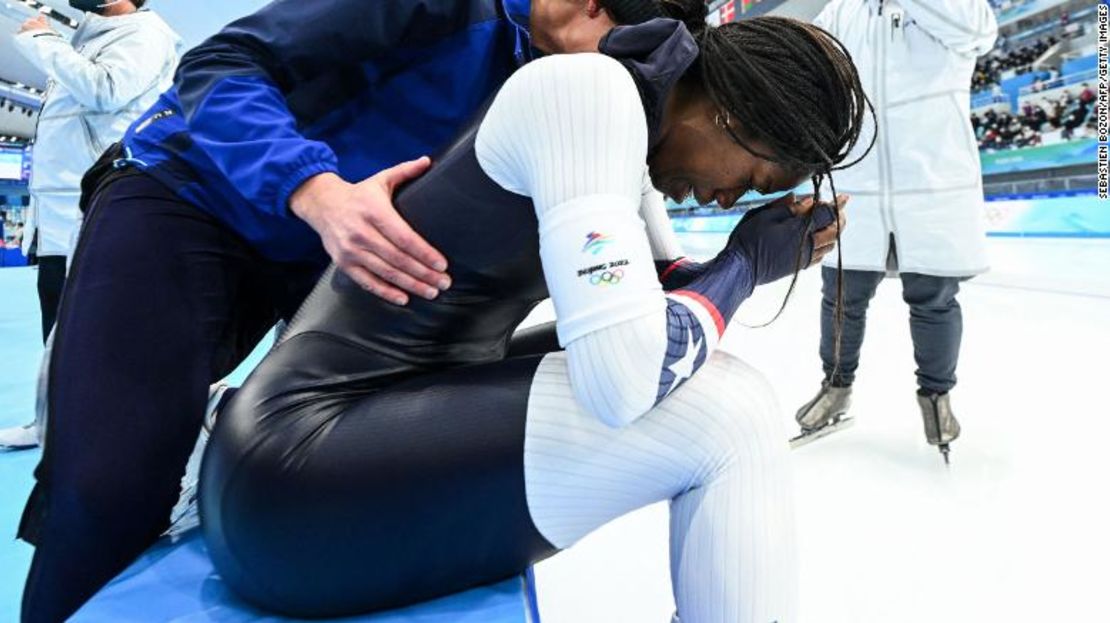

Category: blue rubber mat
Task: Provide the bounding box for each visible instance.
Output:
[0,268,46,622]
[72,529,540,623]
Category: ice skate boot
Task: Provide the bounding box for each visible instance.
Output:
[917,390,961,465]
[167,383,230,536]
[790,382,854,449]
[0,421,40,451]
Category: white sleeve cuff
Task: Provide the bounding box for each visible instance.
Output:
[539,194,666,345]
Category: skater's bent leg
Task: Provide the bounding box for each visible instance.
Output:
[201,349,556,618]
[507,321,561,358]
[20,174,280,623]
[900,273,962,393]
[526,351,796,623]
[202,340,793,621]
[820,268,883,386]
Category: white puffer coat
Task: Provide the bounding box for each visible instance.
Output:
[815,0,998,276]
[14,9,181,257]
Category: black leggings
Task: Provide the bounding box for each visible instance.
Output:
[36,255,66,343]
[201,290,558,617]
[20,172,321,623]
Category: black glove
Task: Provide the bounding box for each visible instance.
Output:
[726,193,836,287]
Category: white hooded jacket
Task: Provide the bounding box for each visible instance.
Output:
[13,8,181,257]
[816,0,998,276]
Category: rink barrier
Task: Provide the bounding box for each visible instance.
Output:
[669,195,1110,239]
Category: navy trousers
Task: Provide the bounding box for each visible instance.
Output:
[819,266,964,393]
[19,171,322,623]
[36,255,66,343]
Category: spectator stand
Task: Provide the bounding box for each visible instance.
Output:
[970,0,1095,105]
[971,37,1058,104]
[971,95,1013,116]
[972,25,1097,153]
[1012,71,1098,145]
[1005,1,1099,47]
[995,0,1083,30]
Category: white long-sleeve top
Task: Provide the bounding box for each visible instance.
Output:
[477,54,746,428]
[13,10,181,256]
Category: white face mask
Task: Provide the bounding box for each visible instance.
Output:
[68,0,127,15]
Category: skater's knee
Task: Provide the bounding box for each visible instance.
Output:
[698,352,777,407]
[679,352,786,459]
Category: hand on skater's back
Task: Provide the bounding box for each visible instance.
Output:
[290,159,452,307]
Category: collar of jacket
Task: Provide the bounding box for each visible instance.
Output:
[502,0,533,65]
[599,18,698,152]
[75,7,149,41]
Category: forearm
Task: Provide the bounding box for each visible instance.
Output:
[655,257,705,290]
[570,250,755,428]
[183,75,341,216]
[11,32,104,102]
[480,54,763,427]
[15,29,174,112]
[899,0,998,56]
[175,0,461,216]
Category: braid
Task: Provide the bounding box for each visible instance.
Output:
[696,17,875,189]
[691,16,876,381]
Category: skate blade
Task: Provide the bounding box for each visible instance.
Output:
[789,417,855,449]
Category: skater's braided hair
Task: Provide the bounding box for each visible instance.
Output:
[665,0,878,378]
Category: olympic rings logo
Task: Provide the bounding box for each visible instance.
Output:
[589,269,624,286]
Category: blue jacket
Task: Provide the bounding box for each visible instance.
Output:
[121,0,532,263]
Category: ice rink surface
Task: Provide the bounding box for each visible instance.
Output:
[1,235,1107,622]
[530,236,1110,623]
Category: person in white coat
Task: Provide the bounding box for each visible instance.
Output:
[0,0,180,451]
[794,0,998,463]
[14,0,181,341]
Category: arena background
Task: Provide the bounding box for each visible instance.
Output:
[0,1,1106,622]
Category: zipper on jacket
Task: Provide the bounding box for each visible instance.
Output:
[873,8,892,244]
[877,6,900,263]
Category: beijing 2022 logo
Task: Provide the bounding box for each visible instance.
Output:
[589,269,624,286]
[577,231,629,286]
[582,232,613,255]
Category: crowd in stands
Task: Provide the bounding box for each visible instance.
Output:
[972,36,1056,91]
[973,83,1096,151]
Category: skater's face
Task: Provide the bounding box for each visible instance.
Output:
[648,89,808,208]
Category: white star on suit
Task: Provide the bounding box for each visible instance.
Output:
[667,331,702,394]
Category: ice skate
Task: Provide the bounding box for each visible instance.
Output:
[917,391,960,465]
[790,383,854,449]
[167,383,230,536]
[0,421,41,451]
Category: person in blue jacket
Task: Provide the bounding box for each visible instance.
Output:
[18,1,665,621]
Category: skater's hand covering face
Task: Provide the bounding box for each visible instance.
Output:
[802,194,849,267]
[726,193,848,286]
[290,158,451,306]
